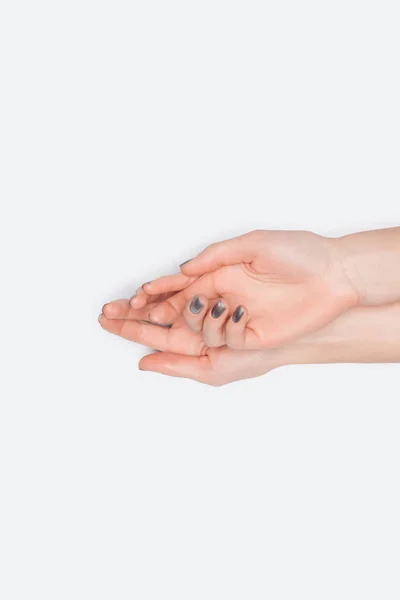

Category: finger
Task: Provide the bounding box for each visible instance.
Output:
[148,274,218,326]
[147,289,189,325]
[99,314,173,351]
[180,231,262,276]
[129,284,151,309]
[182,295,209,333]
[139,345,274,385]
[102,299,156,321]
[142,273,198,296]
[139,352,213,384]
[130,273,198,310]
[202,299,230,347]
[225,305,252,349]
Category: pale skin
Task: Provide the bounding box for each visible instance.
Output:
[99,301,400,386]
[128,228,400,350]
[99,227,400,384]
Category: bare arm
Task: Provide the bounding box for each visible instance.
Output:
[337,227,400,306]
[277,302,400,369]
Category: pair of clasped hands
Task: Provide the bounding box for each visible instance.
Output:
[99,228,400,385]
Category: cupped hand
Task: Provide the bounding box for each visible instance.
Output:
[129,230,359,349]
[99,299,281,386]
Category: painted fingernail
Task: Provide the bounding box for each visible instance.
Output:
[232,306,244,323]
[180,258,192,267]
[211,300,226,319]
[190,296,204,314]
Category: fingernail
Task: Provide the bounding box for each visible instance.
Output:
[98,313,103,323]
[232,306,244,323]
[211,300,226,319]
[142,281,152,289]
[180,258,192,267]
[190,296,204,314]
[131,291,137,298]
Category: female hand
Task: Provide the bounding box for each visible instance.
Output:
[99,299,282,386]
[129,230,359,349]
[99,299,400,385]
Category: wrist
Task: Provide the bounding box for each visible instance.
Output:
[269,303,400,368]
[334,228,400,306]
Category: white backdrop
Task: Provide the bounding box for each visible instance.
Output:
[1,1,399,599]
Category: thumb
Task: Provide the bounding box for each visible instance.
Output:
[180,231,262,276]
[139,352,215,385]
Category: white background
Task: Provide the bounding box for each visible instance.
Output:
[1,1,399,598]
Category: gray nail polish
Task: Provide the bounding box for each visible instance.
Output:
[180,258,192,267]
[232,306,244,323]
[190,296,204,314]
[211,300,226,319]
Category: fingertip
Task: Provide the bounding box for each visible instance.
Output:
[130,293,146,309]
[148,302,177,326]
[139,353,210,382]
[182,295,209,334]
[138,354,159,373]
[232,305,246,324]
[189,295,206,315]
[202,298,229,347]
[180,258,200,275]
[147,308,164,325]
[180,264,196,276]
[98,313,118,334]
[226,305,248,349]
[179,258,192,268]
[103,302,118,318]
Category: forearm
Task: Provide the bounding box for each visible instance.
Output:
[275,303,400,368]
[335,227,400,306]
